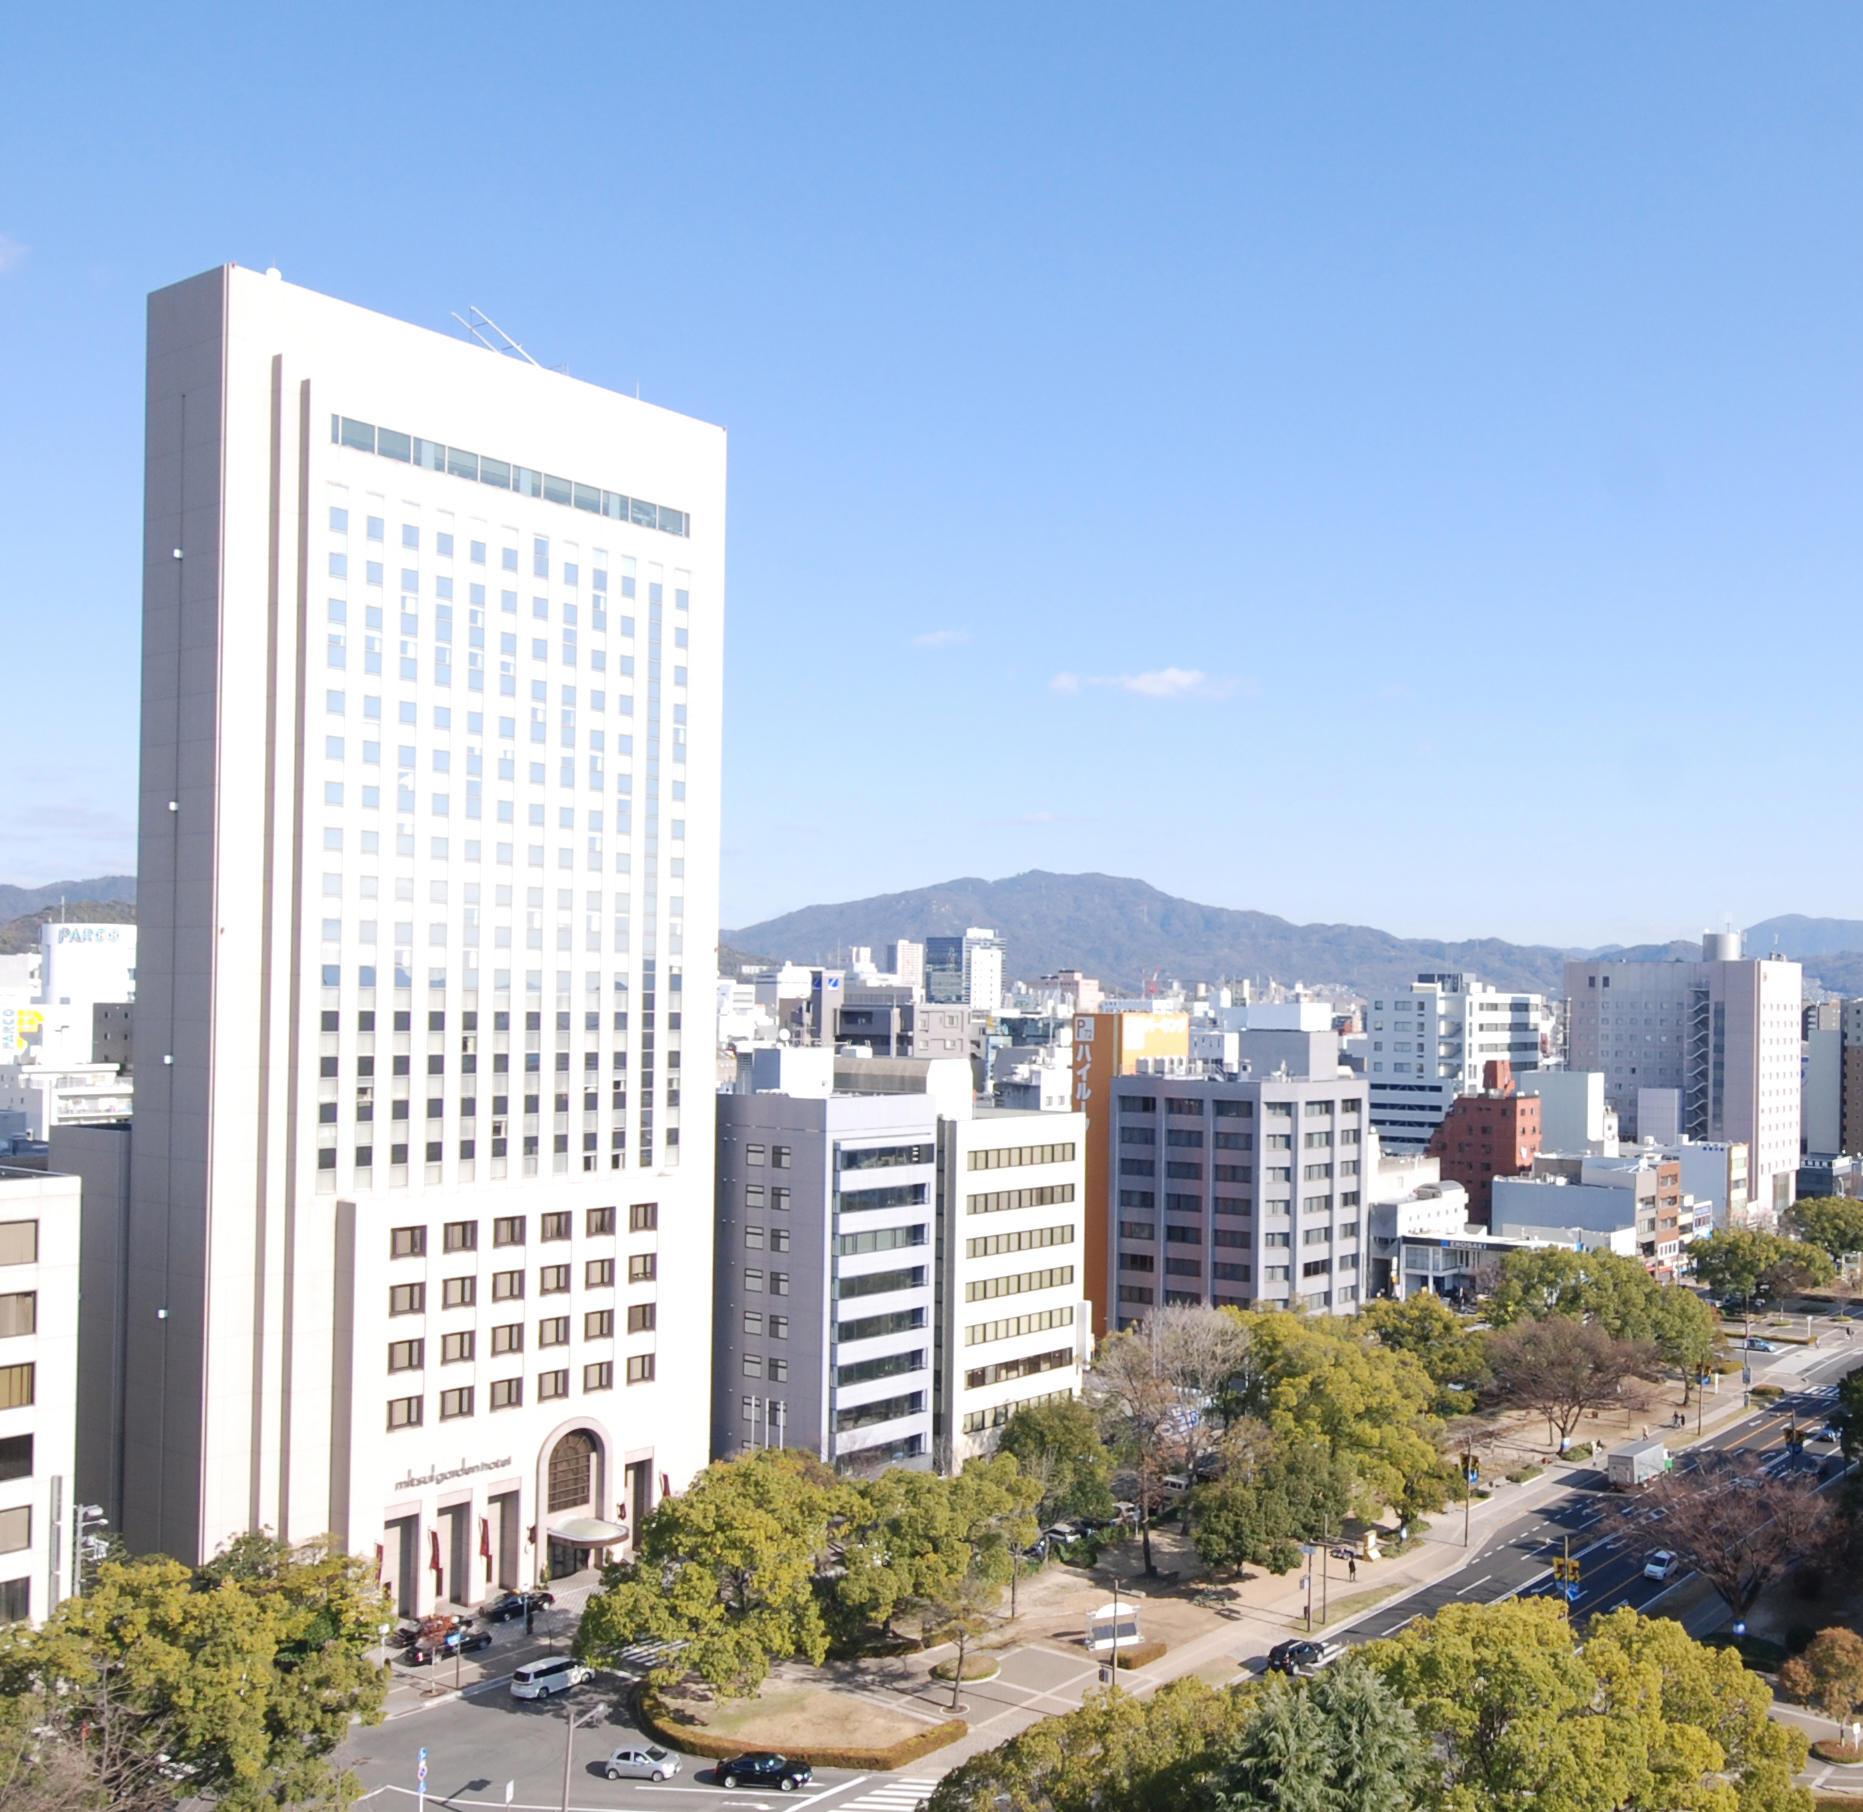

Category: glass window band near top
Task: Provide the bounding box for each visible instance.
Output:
[330,415,692,539]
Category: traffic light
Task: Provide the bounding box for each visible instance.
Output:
[1784,1424,1802,1449]
[1551,1555,1582,1585]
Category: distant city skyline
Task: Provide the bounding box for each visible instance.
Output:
[6,7,1860,946]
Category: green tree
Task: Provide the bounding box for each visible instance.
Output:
[1689,1228,1833,1313]
[1214,1675,1338,1812]
[1229,1310,1453,1519]
[1360,1294,1489,1410]
[836,1454,1038,1642]
[1484,1247,1724,1405]
[927,1676,1234,1812]
[1195,1436,1356,1572]
[0,1543,388,1812]
[1784,1196,1863,1266]
[576,1447,845,1696]
[1365,1597,1811,1812]
[1780,1627,1863,1743]
[997,1396,1116,1524]
[1837,1368,1863,1459]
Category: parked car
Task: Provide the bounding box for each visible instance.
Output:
[1019,1536,1050,1563]
[479,1589,555,1623]
[1643,1550,1677,1582]
[606,1746,681,1782]
[1265,1639,1344,1678]
[1741,1338,1779,1353]
[717,1753,813,1792]
[1042,1523,1082,1546]
[509,1657,590,1700]
[385,1618,422,1650]
[405,1628,492,1665]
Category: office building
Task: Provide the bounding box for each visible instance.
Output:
[1365,974,1549,1153]
[1425,1061,1541,1225]
[1071,1009,1191,1336]
[1564,932,1801,1217]
[924,928,1005,1014]
[1492,1150,1692,1272]
[1109,1062,1370,1327]
[886,940,925,996]
[0,1167,80,1625]
[124,266,723,1608]
[711,1051,1084,1470]
[1517,1069,1615,1154]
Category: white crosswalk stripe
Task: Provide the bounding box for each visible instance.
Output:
[609,1638,683,1671]
[831,1780,941,1812]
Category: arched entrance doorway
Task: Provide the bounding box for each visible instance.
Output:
[542,1427,628,1581]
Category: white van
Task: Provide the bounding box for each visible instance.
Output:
[510,1657,591,1700]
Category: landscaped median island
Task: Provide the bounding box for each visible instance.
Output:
[635,1682,966,1771]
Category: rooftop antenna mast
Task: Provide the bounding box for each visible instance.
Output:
[450,305,541,368]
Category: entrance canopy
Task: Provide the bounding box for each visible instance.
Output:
[550,1515,628,1544]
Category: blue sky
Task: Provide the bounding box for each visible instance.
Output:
[3,6,1859,946]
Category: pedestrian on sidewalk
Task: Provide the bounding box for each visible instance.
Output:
[1348,1556,1358,1583]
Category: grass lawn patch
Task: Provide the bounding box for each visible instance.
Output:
[1321,1583,1408,1627]
[638,1683,965,1771]
[931,1655,1000,1683]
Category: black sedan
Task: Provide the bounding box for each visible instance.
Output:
[479,1589,556,1623]
[717,1753,813,1792]
[404,1628,493,1665]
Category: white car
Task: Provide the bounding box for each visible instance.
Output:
[607,1746,681,1782]
[509,1657,591,1700]
[1643,1550,1677,1582]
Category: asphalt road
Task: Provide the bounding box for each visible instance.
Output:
[1328,1340,1861,1649]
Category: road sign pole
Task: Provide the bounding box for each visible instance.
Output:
[417,1744,428,1812]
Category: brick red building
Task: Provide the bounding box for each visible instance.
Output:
[1427,1060,1541,1227]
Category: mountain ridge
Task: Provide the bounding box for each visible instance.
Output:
[726,871,1858,997]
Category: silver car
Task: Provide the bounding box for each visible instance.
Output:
[607,1746,682,1782]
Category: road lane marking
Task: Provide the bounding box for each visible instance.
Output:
[1453,1575,1491,1597]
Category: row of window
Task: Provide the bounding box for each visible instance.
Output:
[964,1263,1074,1304]
[0,1224,35,1267]
[743,1186,792,1211]
[740,1311,792,1339]
[963,1345,1072,1392]
[835,1224,924,1257]
[966,1141,1076,1171]
[965,1304,1075,1348]
[960,1386,1071,1435]
[385,1356,654,1427]
[966,1183,1075,1215]
[385,1304,651,1367]
[965,1224,1074,1260]
[331,416,692,537]
[388,1256,647,1315]
[741,1352,793,1381]
[389,1201,653,1258]
[743,1225,793,1251]
[0,1293,34,1337]
[743,1143,794,1168]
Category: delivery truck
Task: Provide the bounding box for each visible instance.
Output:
[1606,1436,1669,1489]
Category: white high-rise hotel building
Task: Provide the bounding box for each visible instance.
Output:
[123,266,724,1612]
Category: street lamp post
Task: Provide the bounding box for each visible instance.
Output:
[560,1698,594,1812]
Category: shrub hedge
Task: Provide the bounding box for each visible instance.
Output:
[1111,1638,1167,1669]
[930,1655,1001,1682]
[635,1685,967,1771]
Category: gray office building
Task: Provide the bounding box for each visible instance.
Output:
[714,1084,940,1469]
[1110,1064,1371,1327]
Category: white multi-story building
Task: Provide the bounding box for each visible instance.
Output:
[937,1107,1086,1469]
[122,265,724,1611]
[0,1168,80,1625]
[926,928,1005,1014]
[1565,932,1801,1218]
[710,1051,1085,1474]
[1365,973,1549,1153]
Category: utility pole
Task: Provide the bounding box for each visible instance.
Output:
[560,1699,592,1812]
[1320,1513,1329,1624]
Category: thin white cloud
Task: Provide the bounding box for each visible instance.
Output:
[911,627,971,649]
[1050,666,1242,700]
[0,234,27,276]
